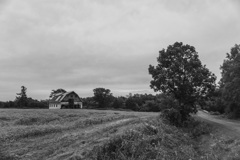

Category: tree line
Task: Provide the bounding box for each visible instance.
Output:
[83,88,176,112]
[0,86,48,109]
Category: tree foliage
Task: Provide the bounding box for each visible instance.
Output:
[220,44,240,117]
[149,42,216,119]
[15,86,28,108]
[112,97,126,109]
[93,88,113,108]
[82,97,97,109]
[49,88,66,98]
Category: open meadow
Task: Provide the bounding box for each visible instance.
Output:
[1,109,240,160]
[0,109,158,160]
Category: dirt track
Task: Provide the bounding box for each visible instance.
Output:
[196,110,240,138]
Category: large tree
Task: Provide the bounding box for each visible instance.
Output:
[15,86,28,108]
[149,42,216,118]
[93,88,113,108]
[220,44,240,116]
[49,88,66,98]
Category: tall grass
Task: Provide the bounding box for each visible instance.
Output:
[86,118,207,160]
[0,111,136,142]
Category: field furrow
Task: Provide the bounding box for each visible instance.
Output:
[0,109,158,160]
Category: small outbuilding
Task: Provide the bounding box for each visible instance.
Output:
[49,91,83,109]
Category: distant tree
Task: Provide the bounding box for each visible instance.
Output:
[111,97,125,109]
[82,97,97,108]
[149,42,216,120]
[15,86,28,108]
[140,101,159,112]
[27,98,48,109]
[202,87,225,114]
[93,88,113,108]
[124,94,157,111]
[220,44,240,117]
[125,97,139,111]
[0,101,4,108]
[49,88,66,98]
[3,101,17,108]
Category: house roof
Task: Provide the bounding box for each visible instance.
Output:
[49,91,81,103]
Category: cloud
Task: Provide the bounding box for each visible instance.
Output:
[0,0,240,101]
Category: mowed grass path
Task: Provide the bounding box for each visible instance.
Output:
[0,109,158,160]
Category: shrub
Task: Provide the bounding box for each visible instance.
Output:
[203,98,225,114]
[125,98,139,111]
[140,101,160,112]
[161,108,183,127]
[182,117,211,138]
[225,102,240,118]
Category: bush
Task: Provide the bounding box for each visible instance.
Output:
[181,117,211,138]
[225,102,240,118]
[140,101,160,112]
[161,108,183,127]
[203,98,225,114]
[111,97,125,109]
[125,98,139,111]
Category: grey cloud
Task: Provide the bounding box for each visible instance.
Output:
[0,0,240,100]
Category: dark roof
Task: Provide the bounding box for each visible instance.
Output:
[49,91,81,103]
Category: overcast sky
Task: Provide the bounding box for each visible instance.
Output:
[0,0,240,101]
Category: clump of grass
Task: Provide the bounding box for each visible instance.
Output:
[182,118,211,138]
[73,115,135,128]
[86,118,198,160]
[6,125,64,140]
[15,117,40,125]
[0,117,11,121]
[0,143,16,160]
[0,153,16,160]
[14,116,60,126]
[88,130,157,160]
[206,137,240,159]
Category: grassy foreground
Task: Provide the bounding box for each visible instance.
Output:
[0,109,240,160]
[87,115,240,160]
[0,109,157,160]
[86,117,210,160]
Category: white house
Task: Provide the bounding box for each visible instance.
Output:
[49,91,83,109]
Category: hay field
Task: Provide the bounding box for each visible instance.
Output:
[0,109,158,160]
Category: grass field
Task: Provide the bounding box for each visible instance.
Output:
[1,109,240,160]
[0,109,158,160]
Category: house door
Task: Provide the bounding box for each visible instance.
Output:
[68,99,74,108]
